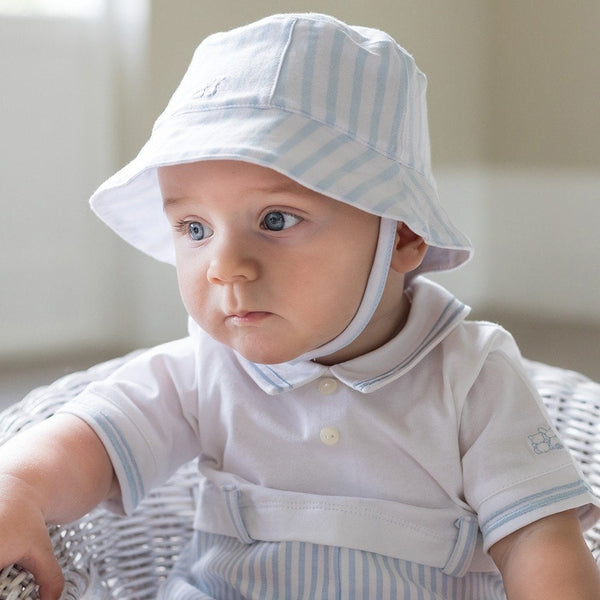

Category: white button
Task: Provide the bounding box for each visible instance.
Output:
[320,426,340,446]
[317,378,338,395]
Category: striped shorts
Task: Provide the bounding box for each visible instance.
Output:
[159,532,506,599]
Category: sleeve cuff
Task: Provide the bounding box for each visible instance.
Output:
[479,466,600,551]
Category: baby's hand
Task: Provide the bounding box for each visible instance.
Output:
[0,474,64,600]
[0,414,117,599]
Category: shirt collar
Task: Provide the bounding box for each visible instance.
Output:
[236,277,470,395]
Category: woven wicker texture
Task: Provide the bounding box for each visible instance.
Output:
[0,353,598,599]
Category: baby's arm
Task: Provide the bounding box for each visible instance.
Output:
[0,413,117,600]
[489,509,600,599]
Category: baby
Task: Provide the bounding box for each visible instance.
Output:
[1,13,599,600]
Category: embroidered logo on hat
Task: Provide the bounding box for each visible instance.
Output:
[193,77,227,99]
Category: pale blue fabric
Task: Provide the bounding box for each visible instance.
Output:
[159,532,506,600]
[89,13,472,275]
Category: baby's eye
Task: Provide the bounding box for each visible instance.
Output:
[262,211,302,232]
[178,220,213,241]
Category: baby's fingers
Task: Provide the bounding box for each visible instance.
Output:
[0,475,64,598]
[18,538,64,600]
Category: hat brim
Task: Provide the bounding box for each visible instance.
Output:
[91,105,472,274]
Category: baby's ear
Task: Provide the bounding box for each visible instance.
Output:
[390,222,428,274]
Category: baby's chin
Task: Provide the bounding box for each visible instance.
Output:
[233,345,305,366]
[209,323,337,365]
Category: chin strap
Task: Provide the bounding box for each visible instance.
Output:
[290,217,398,364]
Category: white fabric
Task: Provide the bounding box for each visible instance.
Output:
[88,13,472,276]
[61,278,600,578]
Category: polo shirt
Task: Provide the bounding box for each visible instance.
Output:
[61,277,600,578]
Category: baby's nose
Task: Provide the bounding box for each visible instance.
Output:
[206,238,259,284]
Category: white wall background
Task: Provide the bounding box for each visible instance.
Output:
[432,168,600,323]
[0,16,122,360]
[1,1,598,371]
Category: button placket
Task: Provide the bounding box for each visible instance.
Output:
[316,377,341,445]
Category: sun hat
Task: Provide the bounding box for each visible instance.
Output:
[90,12,472,277]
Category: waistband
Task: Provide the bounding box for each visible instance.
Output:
[192,470,497,577]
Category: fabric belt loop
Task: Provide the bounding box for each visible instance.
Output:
[442,515,479,577]
[221,485,255,545]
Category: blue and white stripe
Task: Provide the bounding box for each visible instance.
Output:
[160,532,506,599]
[481,479,593,540]
[90,13,473,276]
[90,410,145,509]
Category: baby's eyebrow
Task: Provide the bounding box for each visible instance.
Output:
[162,182,312,209]
[257,181,303,194]
[162,196,188,211]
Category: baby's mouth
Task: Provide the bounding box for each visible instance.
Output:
[226,311,272,325]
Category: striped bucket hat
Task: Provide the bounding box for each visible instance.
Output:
[90,13,472,277]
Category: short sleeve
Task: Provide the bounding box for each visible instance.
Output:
[459,342,600,551]
[59,337,202,515]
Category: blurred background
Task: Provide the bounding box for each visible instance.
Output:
[1,0,599,406]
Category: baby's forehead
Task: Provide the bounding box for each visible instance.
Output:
[158,159,307,189]
[158,159,347,204]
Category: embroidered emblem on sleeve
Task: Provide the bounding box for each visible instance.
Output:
[528,426,564,455]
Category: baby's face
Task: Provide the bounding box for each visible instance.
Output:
[159,160,380,365]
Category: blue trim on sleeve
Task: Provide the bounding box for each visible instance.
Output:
[92,411,145,509]
[481,479,592,539]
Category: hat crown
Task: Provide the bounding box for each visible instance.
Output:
[157,14,431,178]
